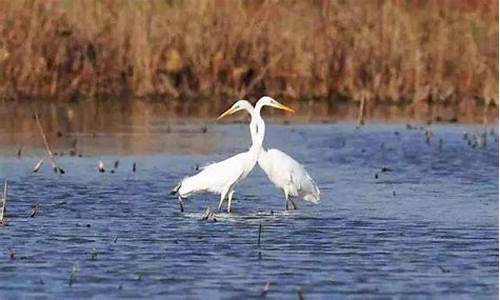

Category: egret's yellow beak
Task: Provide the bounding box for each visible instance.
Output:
[271,101,295,113]
[216,106,239,120]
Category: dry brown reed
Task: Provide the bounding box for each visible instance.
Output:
[0,0,497,109]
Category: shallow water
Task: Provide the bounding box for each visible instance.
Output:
[0,123,498,299]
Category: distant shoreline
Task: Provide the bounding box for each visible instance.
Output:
[1,97,497,126]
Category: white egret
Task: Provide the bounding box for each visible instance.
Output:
[254,97,320,209]
[171,99,294,213]
[219,96,320,210]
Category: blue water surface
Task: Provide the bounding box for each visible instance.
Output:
[0,123,498,299]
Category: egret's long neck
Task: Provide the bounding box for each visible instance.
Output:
[249,116,259,150]
[252,103,266,149]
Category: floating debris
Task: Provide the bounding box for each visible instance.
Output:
[68,262,80,287]
[98,161,105,173]
[55,201,67,207]
[381,167,392,173]
[90,247,98,260]
[438,265,450,273]
[374,173,379,179]
[132,162,136,173]
[261,281,271,297]
[114,160,120,169]
[463,131,468,140]
[201,125,208,133]
[393,191,396,197]
[16,146,22,158]
[30,202,40,218]
[8,248,15,260]
[33,159,44,173]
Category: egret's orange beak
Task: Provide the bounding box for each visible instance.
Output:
[216,106,239,120]
[271,101,295,113]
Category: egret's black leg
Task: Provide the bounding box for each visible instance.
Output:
[178,196,184,212]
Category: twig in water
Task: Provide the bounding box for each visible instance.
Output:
[33,159,44,173]
[257,223,262,248]
[356,93,367,127]
[68,262,80,287]
[297,287,305,300]
[0,180,7,225]
[30,202,40,218]
[34,112,63,173]
[424,128,433,145]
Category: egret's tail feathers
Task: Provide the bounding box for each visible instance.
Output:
[303,193,320,203]
[302,183,320,203]
[170,182,181,195]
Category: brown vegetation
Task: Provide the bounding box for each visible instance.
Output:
[0,0,497,110]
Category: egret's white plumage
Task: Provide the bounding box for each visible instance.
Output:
[249,97,320,209]
[258,148,320,205]
[172,96,319,213]
[172,100,258,213]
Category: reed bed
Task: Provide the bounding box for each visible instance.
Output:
[0,0,497,109]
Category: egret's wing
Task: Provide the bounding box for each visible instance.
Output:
[178,152,252,197]
[267,148,320,203]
